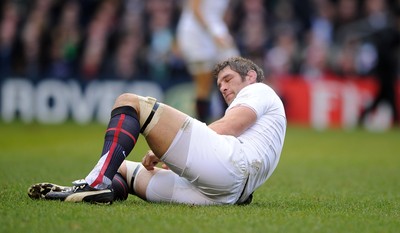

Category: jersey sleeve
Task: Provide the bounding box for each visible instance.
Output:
[227,83,273,119]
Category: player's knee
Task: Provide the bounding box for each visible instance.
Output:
[113,93,164,137]
[114,93,140,110]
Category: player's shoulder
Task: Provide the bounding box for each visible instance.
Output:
[242,83,275,96]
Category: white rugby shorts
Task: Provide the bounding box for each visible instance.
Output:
[145,117,248,205]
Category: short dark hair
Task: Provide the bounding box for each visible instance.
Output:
[212,57,265,82]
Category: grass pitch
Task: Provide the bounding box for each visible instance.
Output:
[0,122,399,233]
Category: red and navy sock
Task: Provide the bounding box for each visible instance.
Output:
[90,106,140,188]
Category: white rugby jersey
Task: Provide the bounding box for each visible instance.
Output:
[227,83,286,200]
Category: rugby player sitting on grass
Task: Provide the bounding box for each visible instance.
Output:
[28,56,286,205]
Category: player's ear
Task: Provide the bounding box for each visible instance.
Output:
[246,70,257,83]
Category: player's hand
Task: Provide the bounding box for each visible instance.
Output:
[142,150,160,171]
[161,163,169,170]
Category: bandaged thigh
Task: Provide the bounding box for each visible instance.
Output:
[138,96,164,136]
[159,118,192,176]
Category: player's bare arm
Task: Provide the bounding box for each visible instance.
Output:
[208,105,257,137]
[191,0,208,32]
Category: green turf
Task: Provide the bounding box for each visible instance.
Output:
[0,122,399,233]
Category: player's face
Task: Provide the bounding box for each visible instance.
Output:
[216,66,254,105]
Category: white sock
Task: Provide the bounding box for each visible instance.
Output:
[85,153,112,189]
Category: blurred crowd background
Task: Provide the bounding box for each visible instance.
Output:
[0,0,399,90]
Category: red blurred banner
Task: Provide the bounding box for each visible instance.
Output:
[274,76,400,130]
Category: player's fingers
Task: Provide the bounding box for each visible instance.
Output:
[161,163,169,170]
[142,153,159,171]
[141,155,153,170]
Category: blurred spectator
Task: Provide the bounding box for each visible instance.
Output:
[103,31,147,81]
[330,0,361,77]
[299,37,331,80]
[79,0,121,81]
[46,0,81,80]
[144,0,183,88]
[357,0,400,126]
[11,0,54,81]
[233,0,270,68]
[271,0,315,50]
[331,37,360,76]
[299,0,336,80]
[333,0,399,77]
[0,1,20,79]
[309,0,336,45]
[264,24,300,81]
[120,0,144,33]
[99,0,149,81]
[334,0,361,31]
[0,0,397,91]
